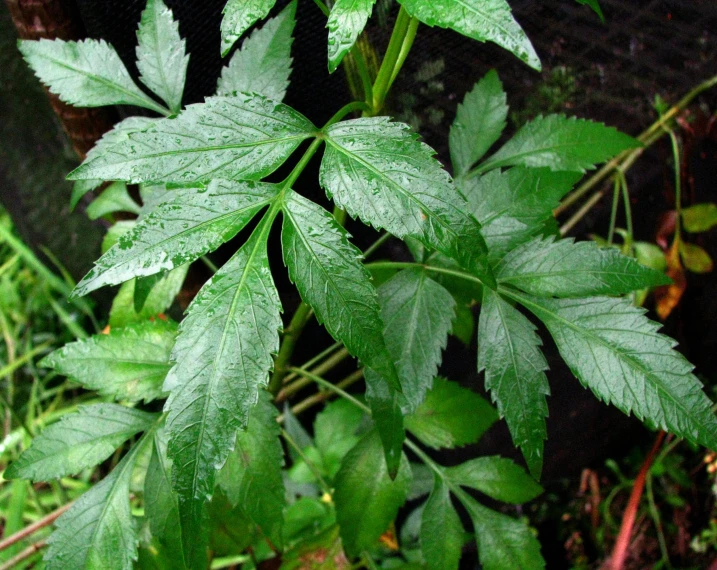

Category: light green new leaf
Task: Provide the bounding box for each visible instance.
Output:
[421,477,463,570]
[281,190,399,387]
[496,236,671,297]
[86,182,140,220]
[450,70,508,176]
[221,0,278,56]
[40,320,176,404]
[75,180,278,296]
[576,0,604,21]
[163,219,281,565]
[397,0,540,70]
[18,39,166,113]
[478,288,549,478]
[458,492,545,570]
[377,269,455,412]
[477,114,640,174]
[44,435,150,570]
[68,94,316,184]
[314,399,365,478]
[682,203,717,233]
[445,456,542,504]
[321,117,494,287]
[5,404,156,481]
[405,378,497,449]
[460,167,581,261]
[217,1,296,101]
[327,0,376,73]
[511,291,717,450]
[136,0,189,113]
[216,391,285,547]
[334,430,411,557]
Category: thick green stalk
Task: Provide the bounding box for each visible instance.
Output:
[371,6,412,114]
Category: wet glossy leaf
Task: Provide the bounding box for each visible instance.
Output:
[136,0,189,114]
[364,369,405,477]
[281,190,398,386]
[216,391,285,547]
[680,241,713,274]
[327,0,376,73]
[5,404,156,481]
[163,221,281,566]
[321,117,494,287]
[18,39,163,112]
[496,236,671,297]
[69,94,315,184]
[221,0,278,56]
[682,203,717,233]
[513,291,717,450]
[445,456,542,503]
[421,477,463,570]
[397,0,540,70]
[450,70,508,176]
[217,1,296,101]
[334,430,411,557]
[86,182,140,221]
[405,378,497,449]
[477,114,640,174]
[75,180,278,296]
[478,289,548,478]
[40,320,176,404]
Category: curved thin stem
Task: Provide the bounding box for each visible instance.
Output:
[607,176,621,245]
[665,128,682,243]
[618,170,633,254]
[371,6,411,114]
[288,367,370,414]
[280,428,331,493]
[323,101,372,130]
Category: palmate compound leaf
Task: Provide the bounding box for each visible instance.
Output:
[459,167,581,262]
[68,94,316,184]
[44,431,154,570]
[450,69,508,177]
[420,477,464,570]
[397,0,540,70]
[74,180,279,296]
[39,320,176,404]
[281,190,399,387]
[216,391,285,547]
[507,290,717,451]
[18,39,166,113]
[221,0,278,57]
[136,0,189,114]
[477,288,549,478]
[476,114,641,174]
[320,117,495,287]
[217,1,296,101]
[495,235,671,298]
[163,214,282,567]
[5,404,156,481]
[326,0,377,73]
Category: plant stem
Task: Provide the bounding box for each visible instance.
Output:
[288,367,370,413]
[282,342,343,384]
[618,170,634,254]
[280,428,332,493]
[268,302,313,396]
[371,6,412,114]
[363,232,392,259]
[278,348,350,402]
[0,502,72,552]
[0,540,47,570]
[666,128,682,244]
[388,16,419,90]
[323,101,372,130]
[607,175,621,245]
[278,369,364,420]
[311,0,330,17]
[366,261,486,288]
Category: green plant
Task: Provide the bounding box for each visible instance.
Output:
[5,0,717,568]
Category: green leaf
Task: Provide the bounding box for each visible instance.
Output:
[445,456,542,503]
[680,241,713,274]
[576,0,604,21]
[397,0,540,70]
[86,181,140,220]
[281,190,399,387]
[364,369,406,478]
[109,266,188,327]
[496,236,671,297]
[477,288,549,478]
[75,180,278,296]
[682,203,717,233]
[163,218,281,565]
[477,114,641,174]
[420,477,463,570]
[377,269,455,412]
[135,271,169,312]
[327,0,376,73]
[70,179,102,211]
[102,221,135,254]
[511,291,717,450]
[68,94,316,184]
[217,1,296,101]
[216,391,285,547]
[44,434,151,570]
[40,320,176,404]
[334,430,411,557]
[450,70,508,176]
[136,0,189,114]
[221,0,278,57]
[144,426,187,569]
[5,404,156,481]
[18,39,165,113]
[461,167,581,262]
[405,378,497,449]
[314,399,365,479]
[634,241,667,273]
[321,117,494,287]
[458,492,545,570]
[451,303,475,345]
